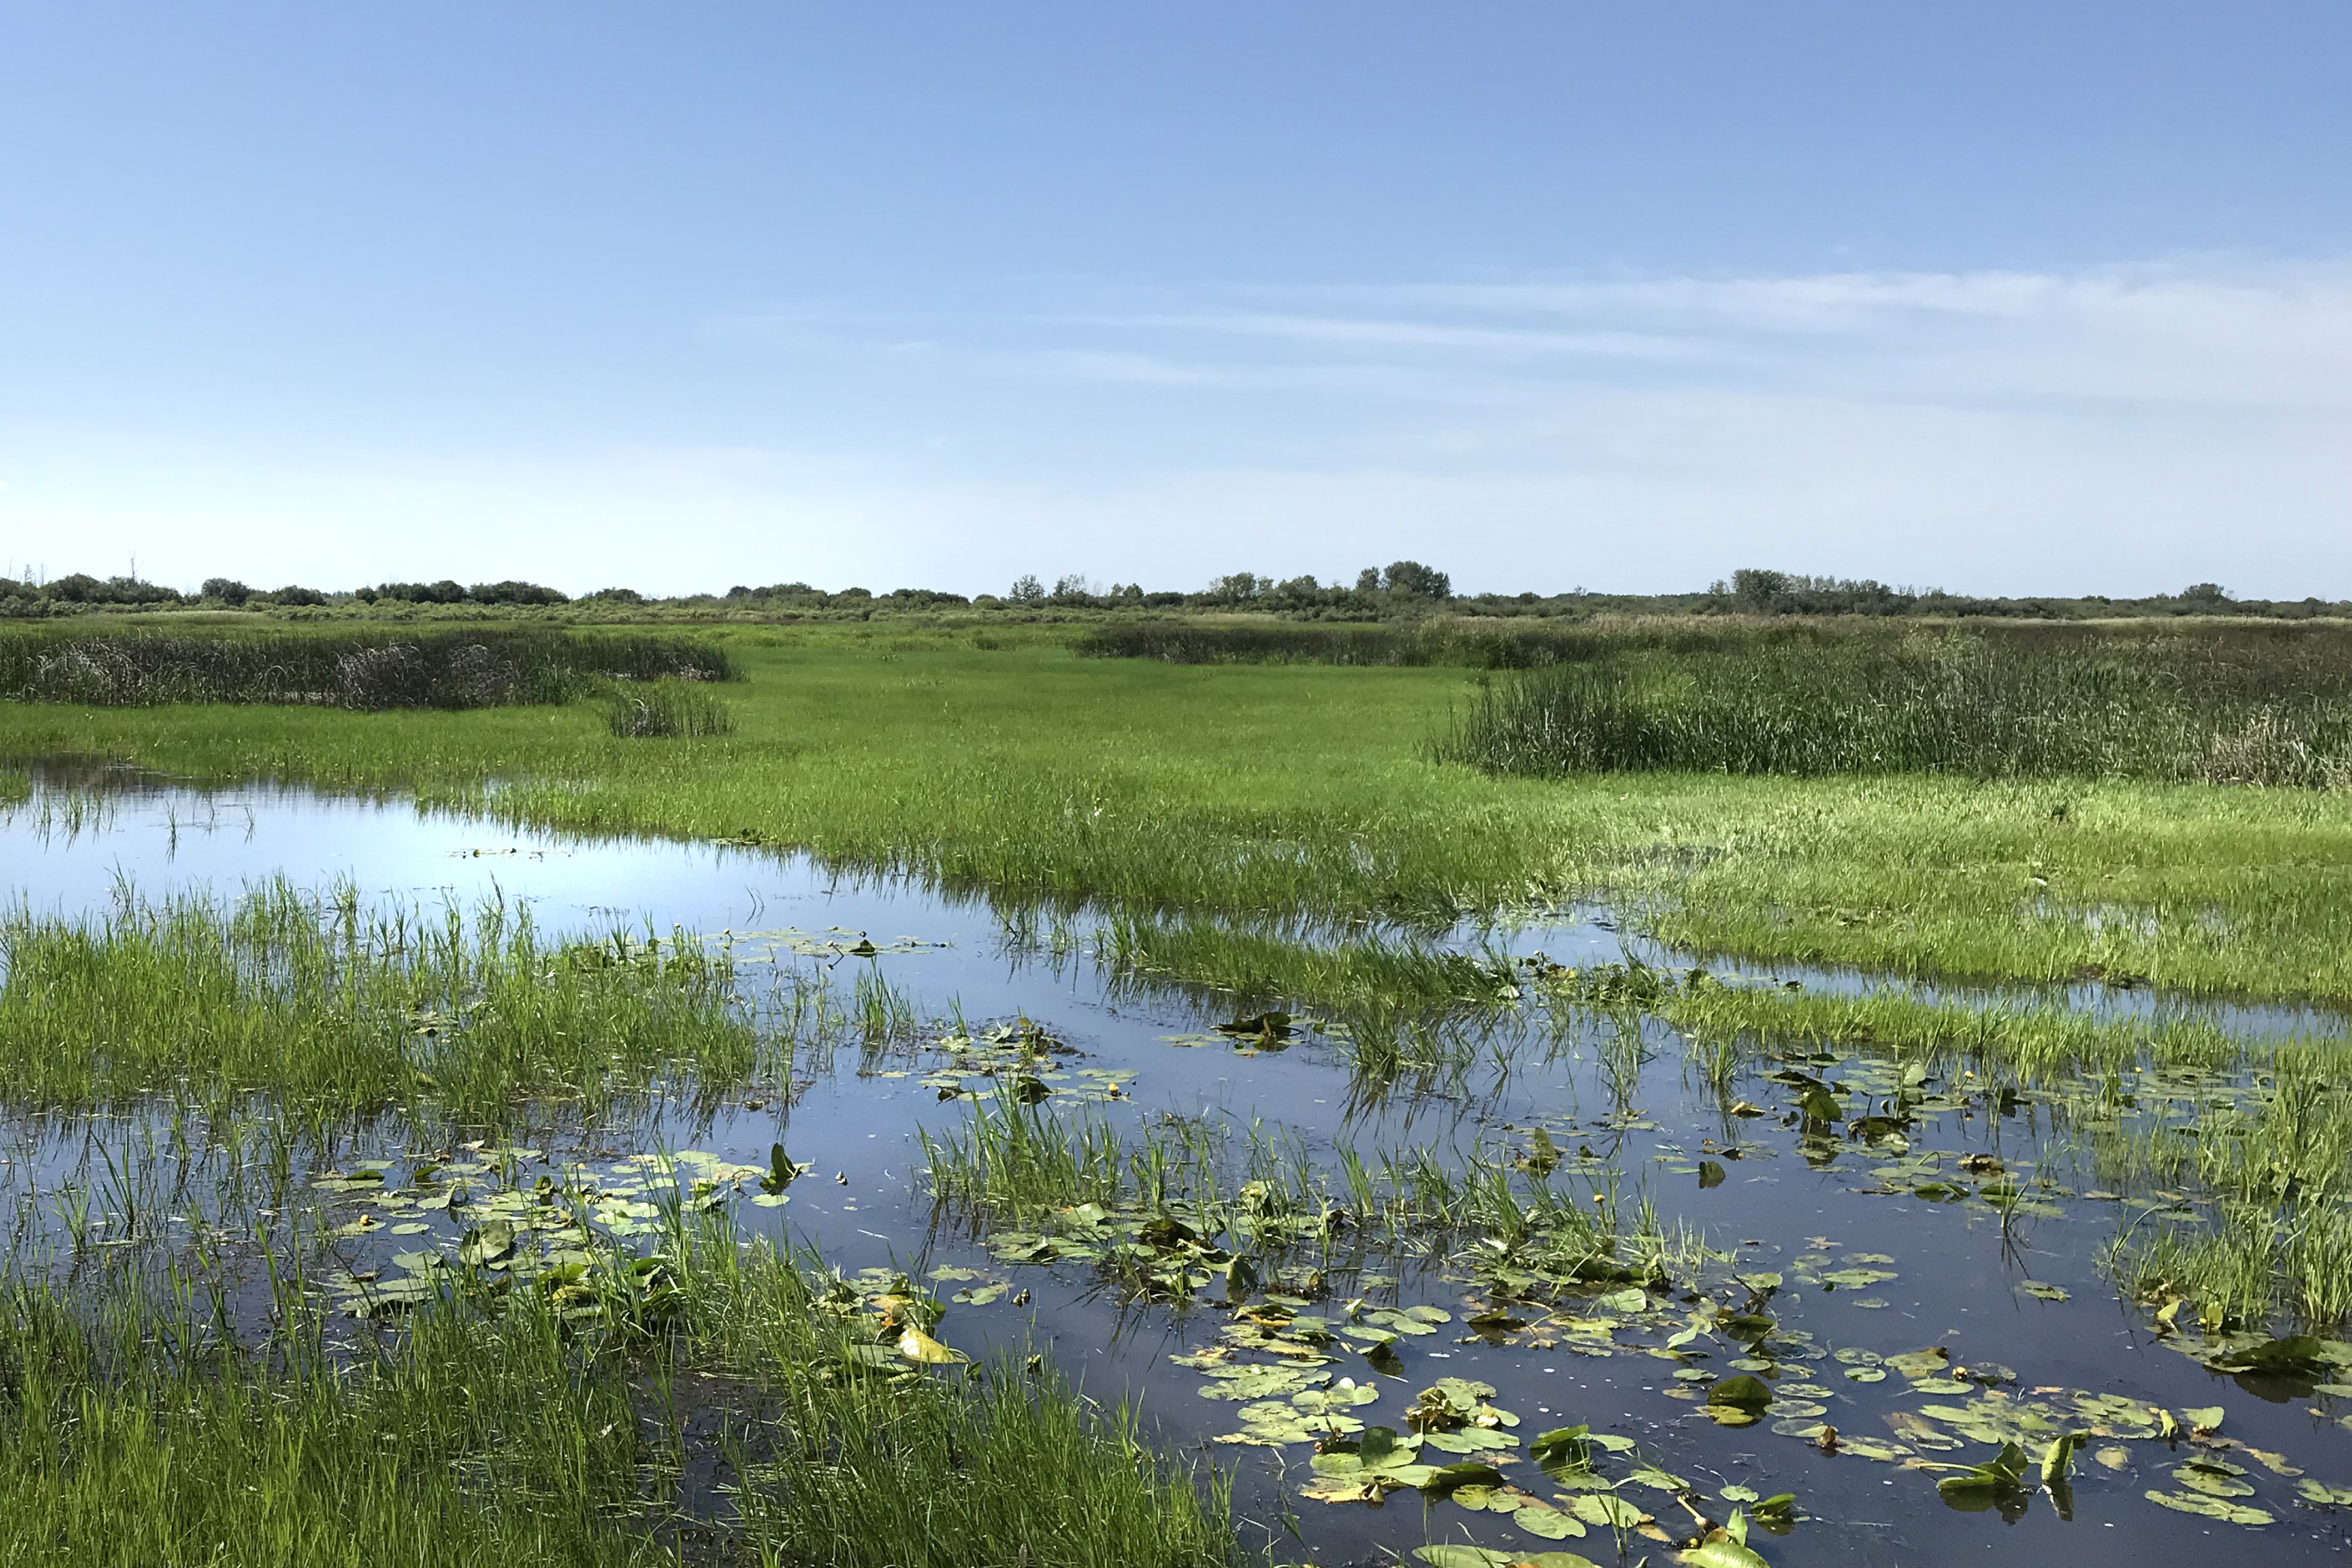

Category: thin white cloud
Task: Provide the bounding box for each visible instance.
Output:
[7,260,2347,598]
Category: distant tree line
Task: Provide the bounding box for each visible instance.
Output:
[1,561,2345,621]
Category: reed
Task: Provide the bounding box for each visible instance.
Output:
[1433,623,2352,786]
[598,680,735,738]
[0,627,734,709]
[1073,619,1608,668]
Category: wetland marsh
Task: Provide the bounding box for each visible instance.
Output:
[4,619,2352,1567]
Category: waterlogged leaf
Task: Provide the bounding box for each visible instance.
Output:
[2174,1460,2257,1499]
[2146,1490,2273,1526]
[2016,1281,2070,1302]
[2181,1405,2224,1434]
[1718,1486,1760,1505]
[1624,1463,1689,1493]
[1424,1462,1509,1496]
[2208,1335,2335,1378]
[1698,1161,1727,1189]
[1820,1267,1897,1290]
[2296,1479,2352,1507]
[2095,1446,2132,1471]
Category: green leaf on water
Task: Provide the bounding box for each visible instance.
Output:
[456,1222,514,1267]
[1886,1347,1949,1380]
[1935,1442,2030,1505]
[1514,1505,1586,1539]
[1698,1161,1727,1188]
[2174,1460,2256,1499]
[1411,1548,1515,1568]
[1679,1540,1770,1568]
[1567,1493,1644,1527]
[1708,1375,1773,1413]
[2016,1280,2069,1301]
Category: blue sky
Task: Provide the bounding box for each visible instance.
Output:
[2,3,2346,597]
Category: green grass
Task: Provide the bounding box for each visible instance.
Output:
[0,1215,1237,1568]
[1097,914,1518,1012]
[1646,979,2258,1080]
[0,884,772,1122]
[920,1092,1673,1299]
[3,622,2350,1004]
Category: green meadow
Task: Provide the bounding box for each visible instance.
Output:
[4,619,2350,1003]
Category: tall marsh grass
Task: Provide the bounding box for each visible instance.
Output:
[1433,623,2352,785]
[0,627,735,709]
[598,680,734,738]
[0,884,765,1120]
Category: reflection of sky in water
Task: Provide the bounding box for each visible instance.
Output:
[4,772,2349,1565]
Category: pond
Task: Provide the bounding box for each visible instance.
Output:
[6,764,2352,1566]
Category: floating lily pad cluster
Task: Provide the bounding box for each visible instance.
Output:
[314,1145,768,1318]
[912,1018,1132,1104]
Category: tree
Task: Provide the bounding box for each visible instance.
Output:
[201,578,252,605]
[1009,574,1046,603]
[1205,572,1267,604]
[1729,568,1792,610]
[1382,561,1450,600]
